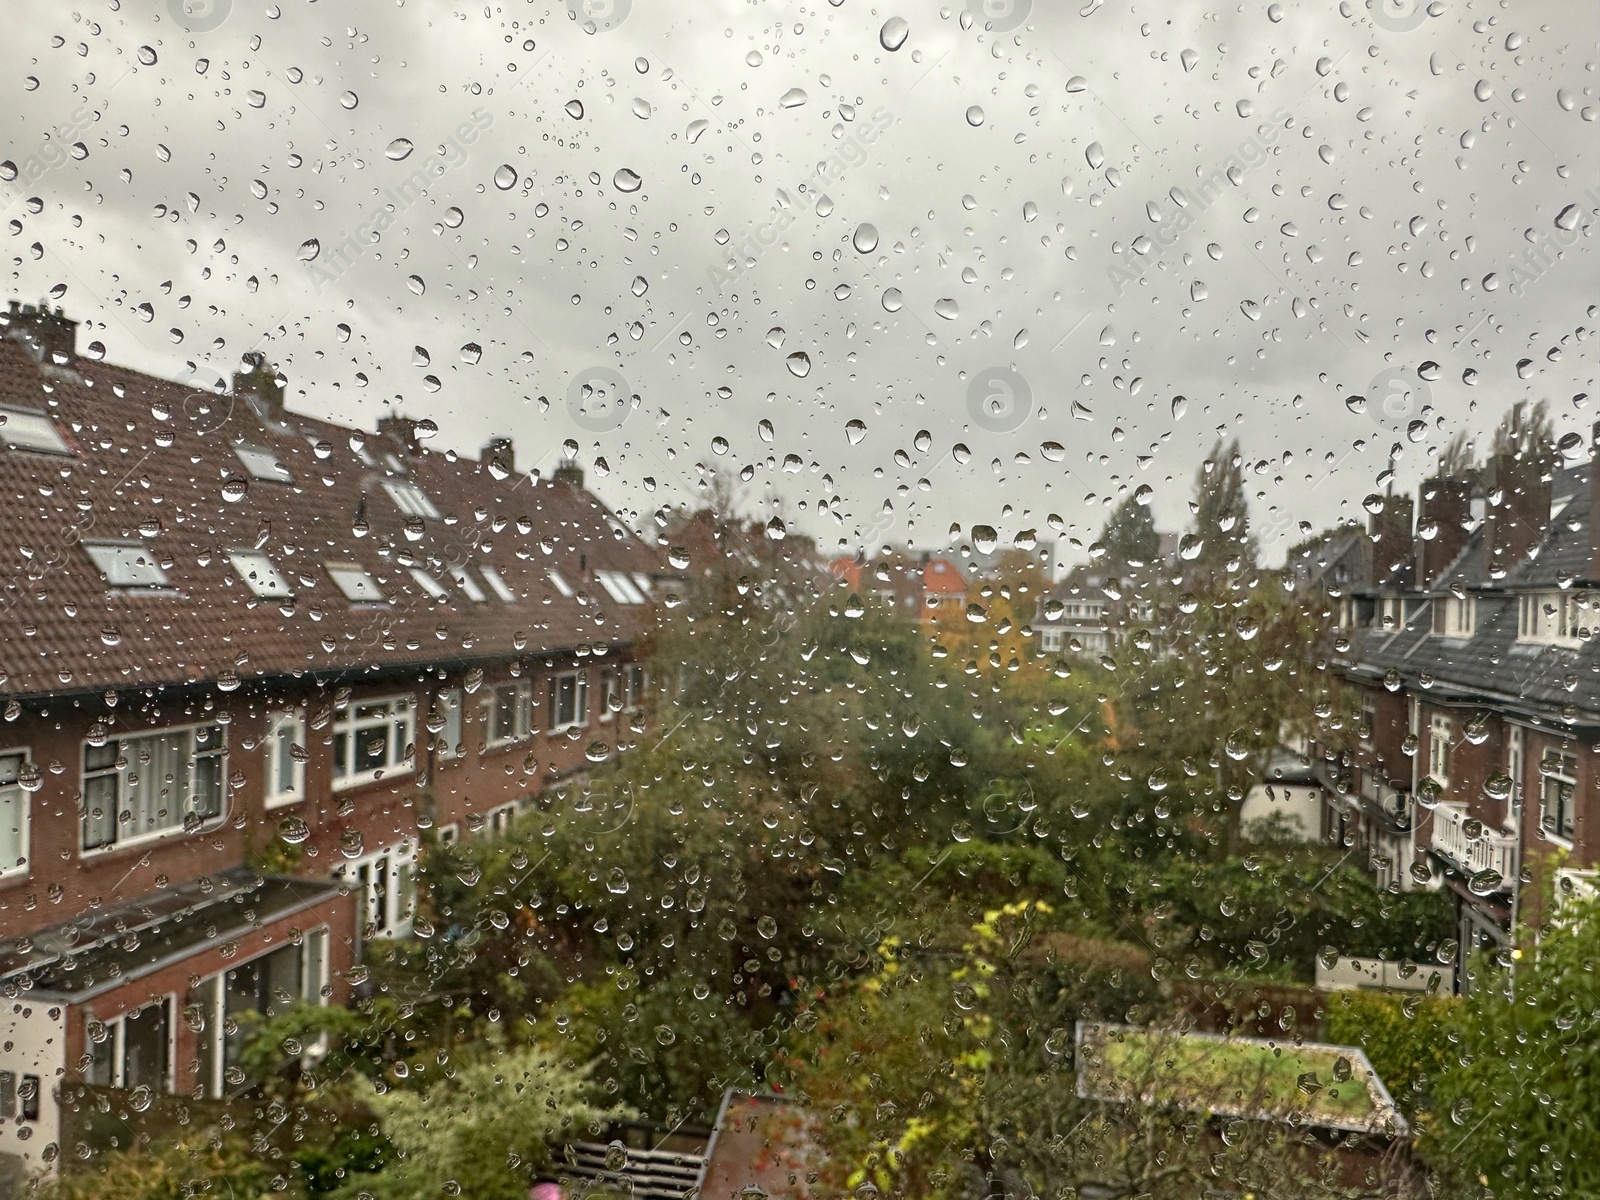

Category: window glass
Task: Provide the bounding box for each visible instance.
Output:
[233,443,292,482]
[264,711,306,806]
[327,564,386,603]
[82,542,171,589]
[0,408,72,455]
[0,751,29,876]
[82,724,226,850]
[228,549,295,599]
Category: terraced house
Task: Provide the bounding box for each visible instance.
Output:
[0,302,665,1176]
[1313,423,1600,986]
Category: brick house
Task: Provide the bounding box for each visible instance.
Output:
[1314,437,1600,985]
[0,303,665,1173]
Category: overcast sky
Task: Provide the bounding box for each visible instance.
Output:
[2,0,1594,570]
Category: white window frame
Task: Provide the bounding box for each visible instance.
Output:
[549,670,589,732]
[0,750,31,879]
[1435,594,1475,638]
[382,480,441,520]
[1506,726,1524,827]
[82,541,173,590]
[228,549,295,600]
[87,996,175,1093]
[434,688,464,760]
[264,711,306,808]
[190,931,329,1100]
[1428,715,1451,789]
[624,664,648,712]
[1519,591,1591,645]
[482,682,534,747]
[487,802,518,838]
[0,407,72,456]
[1039,628,1065,654]
[331,695,414,790]
[334,847,415,941]
[327,564,387,604]
[1540,750,1578,844]
[479,563,517,603]
[81,721,227,852]
[599,669,621,722]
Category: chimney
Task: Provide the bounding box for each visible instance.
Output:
[233,351,285,417]
[1368,492,1414,585]
[552,460,584,488]
[1485,451,1553,579]
[1415,477,1472,588]
[483,436,514,473]
[376,413,421,457]
[3,301,78,361]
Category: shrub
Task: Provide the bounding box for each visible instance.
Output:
[1323,989,1459,1118]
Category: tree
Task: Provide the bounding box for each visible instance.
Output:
[1426,899,1600,1195]
[1489,398,1555,473]
[1437,428,1479,482]
[1099,493,1160,564]
[1189,437,1256,570]
[342,1045,620,1200]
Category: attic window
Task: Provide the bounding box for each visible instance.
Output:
[228,550,294,599]
[327,565,386,604]
[479,564,517,602]
[408,568,449,599]
[450,567,487,603]
[383,480,441,520]
[83,542,171,590]
[234,443,292,482]
[548,570,575,598]
[0,408,72,456]
[596,570,648,605]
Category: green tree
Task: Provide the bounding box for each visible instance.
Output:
[1099,493,1161,564]
[1189,437,1256,570]
[340,1045,620,1200]
[1426,900,1600,1195]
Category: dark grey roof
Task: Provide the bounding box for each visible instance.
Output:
[0,869,341,999]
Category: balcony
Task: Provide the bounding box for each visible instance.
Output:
[1430,804,1517,890]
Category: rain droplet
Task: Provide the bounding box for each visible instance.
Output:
[493,164,518,190]
[879,16,910,51]
[407,275,425,295]
[137,46,158,66]
[613,168,643,193]
[1086,141,1105,169]
[844,418,867,444]
[965,105,985,126]
[339,91,359,110]
[565,99,584,119]
[852,223,879,253]
[934,298,960,320]
[785,351,811,378]
[444,207,464,228]
[881,288,904,312]
[385,138,414,161]
[460,343,483,365]
[780,87,808,108]
[298,238,320,262]
[1180,48,1198,72]
[687,119,709,143]
[1555,204,1580,231]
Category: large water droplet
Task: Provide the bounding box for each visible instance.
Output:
[564,99,584,120]
[493,164,518,190]
[880,17,910,51]
[965,105,985,126]
[780,87,808,108]
[785,351,811,378]
[844,418,867,444]
[881,288,904,312]
[852,222,879,253]
[385,138,414,161]
[613,168,643,193]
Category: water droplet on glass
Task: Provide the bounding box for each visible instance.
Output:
[881,288,904,312]
[879,17,910,51]
[493,164,518,190]
[845,419,867,444]
[137,46,158,65]
[339,91,359,110]
[786,351,812,378]
[1180,48,1198,72]
[965,105,985,126]
[780,87,808,108]
[565,99,584,119]
[934,298,960,320]
[385,138,414,161]
[613,168,642,193]
[852,223,879,253]
[687,119,709,143]
[444,207,464,228]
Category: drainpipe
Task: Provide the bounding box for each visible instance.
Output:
[1408,692,1421,892]
[1506,738,1524,1003]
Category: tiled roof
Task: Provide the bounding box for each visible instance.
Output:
[0,312,663,700]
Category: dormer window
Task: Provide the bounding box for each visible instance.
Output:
[82,542,172,590]
[1518,591,1590,645]
[1433,594,1475,638]
[0,407,73,456]
[1376,596,1404,630]
[383,480,441,520]
[234,443,292,482]
[328,564,386,604]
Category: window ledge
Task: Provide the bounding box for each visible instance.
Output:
[332,770,413,794]
[80,817,225,859]
[265,793,306,810]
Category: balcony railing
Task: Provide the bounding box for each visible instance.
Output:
[1430,804,1516,890]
